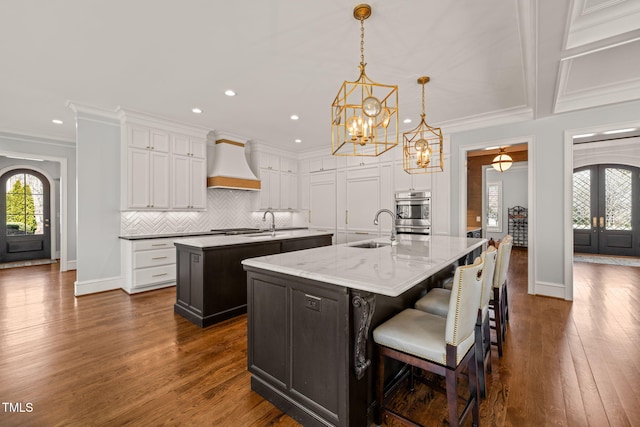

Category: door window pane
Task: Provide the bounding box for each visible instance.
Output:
[486,182,502,232]
[605,168,632,230]
[4,172,44,236]
[573,169,591,229]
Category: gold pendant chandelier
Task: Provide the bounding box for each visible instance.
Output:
[331,4,398,157]
[403,76,443,174]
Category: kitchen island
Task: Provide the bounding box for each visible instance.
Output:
[242,234,485,427]
[173,229,333,327]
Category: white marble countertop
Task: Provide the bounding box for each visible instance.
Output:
[241,234,486,297]
[173,229,334,249]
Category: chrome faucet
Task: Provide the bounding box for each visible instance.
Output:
[262,210,276,236]
[374,209,398,245]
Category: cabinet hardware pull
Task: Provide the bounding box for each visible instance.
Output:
[152,256,168,260]
[308,210,311,223]
[345,210,348,224]
[152,273,168,277]
[151,243,167,247]
[355,232,368,235]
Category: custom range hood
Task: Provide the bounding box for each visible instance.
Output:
[207,134,261,191]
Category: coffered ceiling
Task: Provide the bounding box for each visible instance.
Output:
[1,0,639,152]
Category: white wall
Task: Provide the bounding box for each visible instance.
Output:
[485,162,528,242]
[73,109,122,295]
[0,131,76,270]
[450,98,640,299]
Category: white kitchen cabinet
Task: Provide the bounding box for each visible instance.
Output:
[122,117,207,211]
[309,171,336,232]
[345,167,380,233]
[172,155,206,209]
[121,237,177,294]
[336,170,346,231]
[259,152,280,171]
[259,168,281,210]
[280,157,298,173]
[127,148,170,209]
[299,173,310,210]
[172,134,206,158]
[280,171,297,210]
[393,161,432,191]
[309,156,337,173]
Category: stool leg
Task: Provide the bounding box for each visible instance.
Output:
[504,281,510,322]
[484,315,492,374]
[376,348,384,426]
[493,287,503,357]
[469,352,480,427]
[474,315,486,399]
[446,368,459,427]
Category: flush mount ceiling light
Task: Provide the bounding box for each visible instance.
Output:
[402,76,443,174]
[491,147,513,172]
[331,4,398,157]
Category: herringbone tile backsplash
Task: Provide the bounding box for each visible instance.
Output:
[121,189,293,235]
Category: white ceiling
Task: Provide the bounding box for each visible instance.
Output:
[1,0,640,152]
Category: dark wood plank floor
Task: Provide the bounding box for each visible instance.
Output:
[0,249,638,426]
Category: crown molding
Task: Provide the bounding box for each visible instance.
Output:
[0,129,75,147]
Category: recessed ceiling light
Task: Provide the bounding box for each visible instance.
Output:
[224,90,236,97]
[603,128,637,135]
[290,115,299,120]
[403,118,412,124]
[573,133,596,138]
[51,119,63,125]
[192,108,203,114]
[294,139,302,143]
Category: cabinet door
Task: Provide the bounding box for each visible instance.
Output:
[150,151,170,209]
[289,173,298,210]
[259,168,271,209]
[189,157,206,209]
[309,158,323,173]
[129,126,150,149]
[150,129,170,152]
[190,138,206,158]
[299,174,310,210]
[346,176,380,231]
[128,148,150,209]
[172,134,190,156]
[172,155,190,209]
[270,169,281,209]
[394,161,412,191]
[310,174,336,229]
[281,172,291,210]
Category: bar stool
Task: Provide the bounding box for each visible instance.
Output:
[373,257,484,427]
[489,235,513,357]
[413,247,498,398]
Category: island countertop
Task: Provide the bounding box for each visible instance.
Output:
[173,229,334,249]
[242,234,486,297]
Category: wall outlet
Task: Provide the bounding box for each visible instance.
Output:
[476,216,481,222]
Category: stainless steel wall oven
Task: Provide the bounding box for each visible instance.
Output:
[395,191,431,235]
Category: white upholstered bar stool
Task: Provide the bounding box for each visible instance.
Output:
[413,247,498,398]
[373,257,484,427]
[489,235,513,357]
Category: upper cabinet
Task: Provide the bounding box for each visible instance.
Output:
[120,112,208,211]
[309,156,337,173]
[251,144,299,211]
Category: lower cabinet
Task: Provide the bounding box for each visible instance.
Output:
[121,238,177,294]
[174,235,332,327]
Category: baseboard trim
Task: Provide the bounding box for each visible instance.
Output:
[74,275,122,296]
[62,260,77,272]
[535,281,566,299]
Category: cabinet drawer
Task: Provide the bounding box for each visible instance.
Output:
[133,264,176,288]
[133,238,175,251]
[134,248,176,269]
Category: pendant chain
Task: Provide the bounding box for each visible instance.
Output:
[360,18,365,66]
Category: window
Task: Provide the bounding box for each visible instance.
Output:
[5,172,45,236]
[486,182,502,232]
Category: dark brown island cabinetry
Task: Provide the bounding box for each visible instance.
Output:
[174,234,332,327]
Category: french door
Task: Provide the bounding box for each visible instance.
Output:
[0,169,51,262]
[573,164,639,256]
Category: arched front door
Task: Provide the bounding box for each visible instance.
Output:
[573,164,639,256]
[0,169,51,262]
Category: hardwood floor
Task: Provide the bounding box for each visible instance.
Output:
[0,251,638,426]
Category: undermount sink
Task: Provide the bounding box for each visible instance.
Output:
[244,232,291,238]
[349,241,391,249]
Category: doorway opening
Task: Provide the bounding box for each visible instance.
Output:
[0,169,51,262]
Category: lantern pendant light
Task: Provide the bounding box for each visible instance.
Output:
[331,4,399,157]
[491,147,513,172]
[402,76,444,174]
